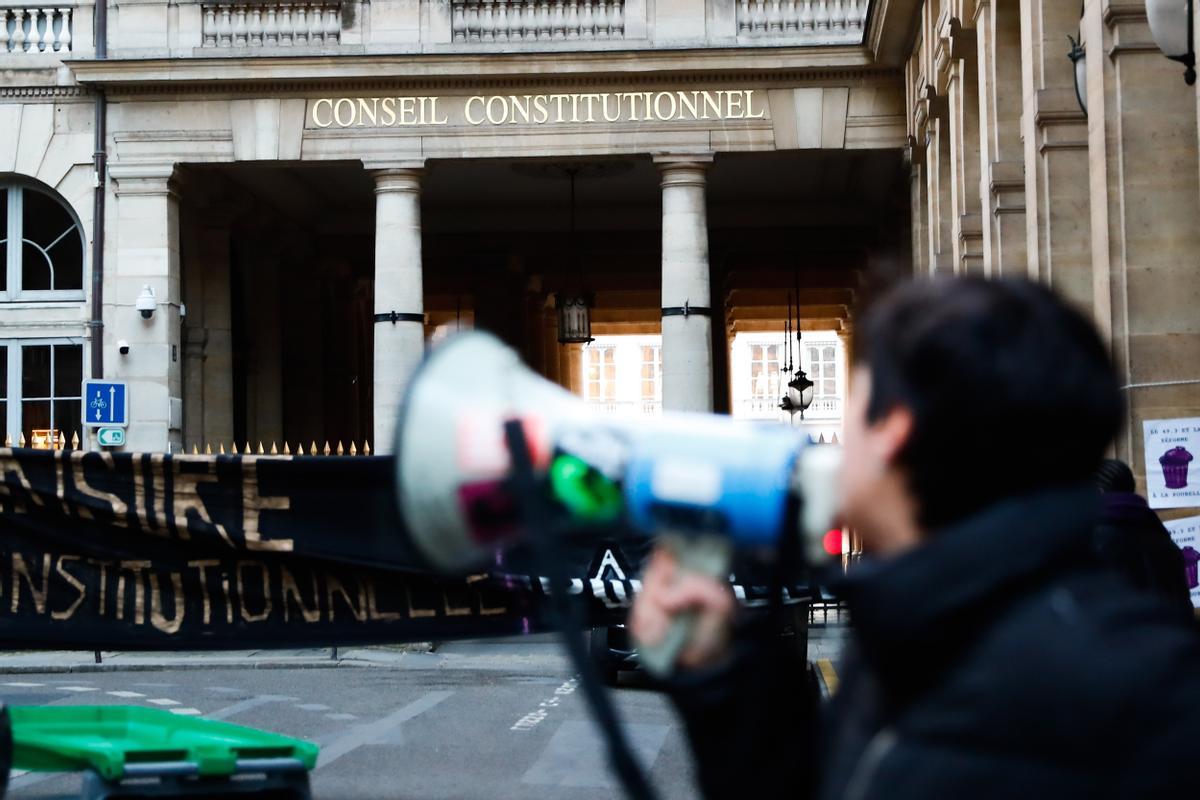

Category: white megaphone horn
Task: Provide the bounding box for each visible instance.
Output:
[394,332,842,574]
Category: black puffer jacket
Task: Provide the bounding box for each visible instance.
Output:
[670,487,1200,799]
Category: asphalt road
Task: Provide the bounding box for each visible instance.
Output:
[2,637,700,800]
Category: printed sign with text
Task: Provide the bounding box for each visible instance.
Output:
[1143,418,1200,510]
[1163,516,1200,609]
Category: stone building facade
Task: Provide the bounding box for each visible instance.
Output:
[0,0,1195,492]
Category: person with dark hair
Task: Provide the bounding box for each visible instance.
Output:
[631,276,1200,799]
[1093,458,1194,616]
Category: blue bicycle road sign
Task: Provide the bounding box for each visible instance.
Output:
[82,381,129,428]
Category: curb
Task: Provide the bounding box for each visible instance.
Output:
[0,659,388,674]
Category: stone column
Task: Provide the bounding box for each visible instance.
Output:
[975,0,1028,276]
[942,16,985,273]
[1020,0,1092,308]
[656,154,714,413]
[108,164,183,453]
[372,166,425,455]
[1084,0,1200,470]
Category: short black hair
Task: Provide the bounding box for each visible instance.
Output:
[1096,458,1136,494]
[856,277,1123,530]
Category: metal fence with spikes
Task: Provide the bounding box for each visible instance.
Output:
[188,440,373,457]
[5,431,83,450]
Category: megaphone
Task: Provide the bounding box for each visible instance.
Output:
[394,332,841,574]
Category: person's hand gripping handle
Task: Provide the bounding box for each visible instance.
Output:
[631,534,736,677]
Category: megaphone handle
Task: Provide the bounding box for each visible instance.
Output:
[636,534,733,679]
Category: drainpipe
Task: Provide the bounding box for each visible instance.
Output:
[89,0,107,379]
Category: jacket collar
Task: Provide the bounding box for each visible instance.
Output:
[836,485,1100,685]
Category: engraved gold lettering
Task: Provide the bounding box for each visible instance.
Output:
[399,96,418,125]
[552,94,570,123]
[726,90,745,119]
[485,95,508,125]
[510,94,531,124]
[356,97,377,126]
[678,90,699,120]
[380,97,397,126]
[465,96,486,125]
[653,92,678,121]
[312,98,334,128]
[333,98,356,127]
[744,89,767,119]
[428,96,449,125]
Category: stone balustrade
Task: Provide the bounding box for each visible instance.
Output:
[0,6,72,53]
[451,0,625,42]
[201,1,342,48]
[736,0,869,42]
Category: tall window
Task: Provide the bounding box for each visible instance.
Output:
[806,344,838,397]
[2,341,83,448]
[749,343,782,400]
[584,345,616,401]
[640,345,661,401]
[1,182,85,299]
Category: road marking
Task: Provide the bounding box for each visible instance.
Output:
[58,686,98,692]
[317,691,453,770]
[107,690,146,698]
[325,713,357,721]
[297,703,330,712]
[3,682,44,688]
[170,708,203,716]
[206,686,243,693]
[522,720,669,787]
[207,695,296,721]
[511,677,577,732]
[816,658,839,697]
[148,698,180,706]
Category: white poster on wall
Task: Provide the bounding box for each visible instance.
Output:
[1163,516,1200,609]
[1143,418,1200,510]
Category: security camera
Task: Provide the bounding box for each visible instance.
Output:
[136,285,156,320]
[118,340,130,356]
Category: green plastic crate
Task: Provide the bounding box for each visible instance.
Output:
[8,705,319,781]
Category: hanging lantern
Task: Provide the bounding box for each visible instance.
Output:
[780,369,815,417]
[1146,0,1196,85]
[556,292,594,344]
[1067,34,1087,115]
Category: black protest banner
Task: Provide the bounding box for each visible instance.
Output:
[0,448,642,650]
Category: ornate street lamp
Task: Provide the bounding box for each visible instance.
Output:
[1068,33,1088,115]
[556,292,594,344]
[556,167,594,344]
[779,286,815,419]
[1146,0,1196,85]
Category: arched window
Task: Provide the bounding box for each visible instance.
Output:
[1,180,85,299]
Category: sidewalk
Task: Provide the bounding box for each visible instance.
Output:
[0,645,431,674]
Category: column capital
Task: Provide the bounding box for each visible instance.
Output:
[109,163,180,198]
[653,152,714,169]
[655,153,713,189]
[372,166,424,195]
